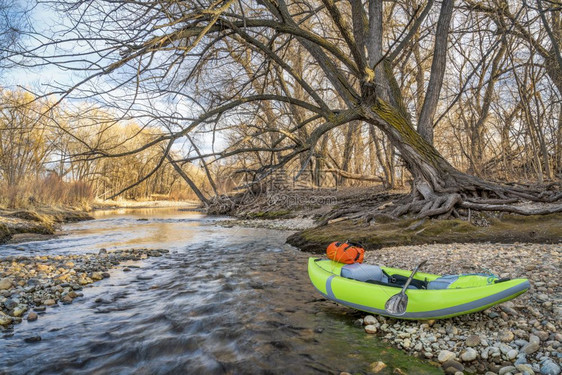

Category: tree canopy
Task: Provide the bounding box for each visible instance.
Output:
[7,0,562,216]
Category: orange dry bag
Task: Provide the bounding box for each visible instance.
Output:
[326,241,365,264]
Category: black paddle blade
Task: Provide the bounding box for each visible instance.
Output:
[384,293,408,315]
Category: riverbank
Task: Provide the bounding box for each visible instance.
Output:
[90,198,200,210]
[237,189,562,374]
[286,213,562,253]
[0,248,169,337]
[0,206,94,244]
[0,200,201,245]
[335,243,561,375]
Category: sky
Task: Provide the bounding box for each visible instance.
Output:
[3,2,70,90]
[2,1,227,158]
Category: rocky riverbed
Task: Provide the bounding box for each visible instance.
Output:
[355,243,561,375]
[0,248,169,335]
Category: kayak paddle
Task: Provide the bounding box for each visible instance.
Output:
[384,260,427,316]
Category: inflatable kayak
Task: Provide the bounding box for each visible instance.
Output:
[308,258,530,320]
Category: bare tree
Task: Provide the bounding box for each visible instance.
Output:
[16,0,562,217]
[0,0,29,75]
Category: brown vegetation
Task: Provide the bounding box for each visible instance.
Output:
[1,0,561,219]
[0,89,213,208]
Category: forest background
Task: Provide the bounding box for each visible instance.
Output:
[0,0,560,215]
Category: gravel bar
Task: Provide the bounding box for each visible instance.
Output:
[356,243,561,375]
[0,248,169,333]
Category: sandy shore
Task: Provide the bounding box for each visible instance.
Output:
[354,243,561,375]
[91,199,200,210]
[0,248,169,337]
[218,217,318,230]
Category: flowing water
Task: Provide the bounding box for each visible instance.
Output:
[0,208,440,374]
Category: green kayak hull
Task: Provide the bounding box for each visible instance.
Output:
[308,258,530,320]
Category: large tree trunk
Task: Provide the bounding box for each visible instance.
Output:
[362,94,562,218]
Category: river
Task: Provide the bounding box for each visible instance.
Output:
[0,207,440,374]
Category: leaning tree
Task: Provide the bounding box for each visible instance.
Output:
[16,0,562,217]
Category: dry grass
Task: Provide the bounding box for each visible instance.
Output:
[0,175,94,210]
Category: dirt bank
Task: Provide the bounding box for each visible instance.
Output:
[0,207,94,244]
[287,213,562,253]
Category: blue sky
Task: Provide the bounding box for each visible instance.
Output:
[4,1,79,91]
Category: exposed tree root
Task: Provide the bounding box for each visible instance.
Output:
[203,169,562,224]
[386,177,562,221]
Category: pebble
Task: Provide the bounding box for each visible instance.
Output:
[499,366,517,375]
[438,350,456,363]
[515,354,528,365]
[501,331,515,342]
[0,311,13,326]
[540,359,560,375]
[0,278,12,290]
[515,363,535,374]
[359,243,562,374]
[370,361,386,373]
[466,334,481,347]
[364,325,378,334]
[536,294,549,302]
[506,349,518,360]
[461,348,478,362]
[442,359,464,374]
[0,248,169,331]
[530,335,541,345]
[12,305,27,317]
[24,335,41,343]
[363,315,378,326]
[27,311,38,321]
[523,342,541,355]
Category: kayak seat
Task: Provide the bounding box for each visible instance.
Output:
[341,263,388,283]
[341,264,427,289]
[427,275,459,289]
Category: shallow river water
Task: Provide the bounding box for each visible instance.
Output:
[0,208,440,374]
